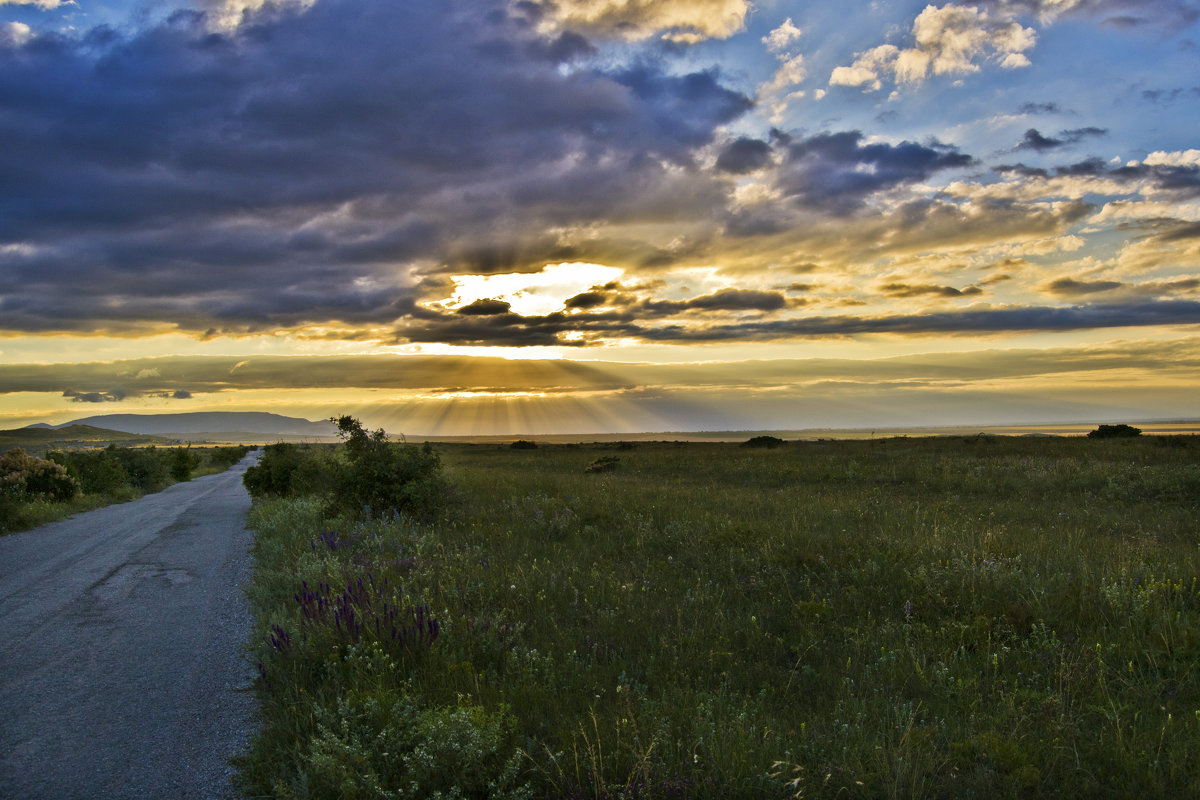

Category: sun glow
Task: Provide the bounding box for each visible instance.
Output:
[440,262,623,316]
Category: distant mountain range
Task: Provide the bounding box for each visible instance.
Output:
[31,412,337,437]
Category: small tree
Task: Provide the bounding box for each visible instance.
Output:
[1087,424,1142,439]
[170,446,198,482]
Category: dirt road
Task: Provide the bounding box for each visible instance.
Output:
[0,452,260,799]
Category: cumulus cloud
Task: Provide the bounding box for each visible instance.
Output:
[762,17,804,52]
[830,4,1036,92]
[1,21,32,46]
[522,0,751,43]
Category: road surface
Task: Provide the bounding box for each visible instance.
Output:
[0,452,260,799]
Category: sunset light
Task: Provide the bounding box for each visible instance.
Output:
[1,0,1197,436]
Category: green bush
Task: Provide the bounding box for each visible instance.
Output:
[0,448,80,502]
[50,449,130,495]
[170,446,198,482]
[302,690,531,800]
[243,442,332,499]
[107,445,172,493]
[330,416,447,521]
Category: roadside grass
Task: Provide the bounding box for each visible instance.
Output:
[0,444,253,534]
[239,436,1200,798]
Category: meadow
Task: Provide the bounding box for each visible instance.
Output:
[239,432,1200,799]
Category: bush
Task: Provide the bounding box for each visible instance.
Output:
[303,691,531,800]
[0,448,80,502]
[510,440,538,450]
[243,442,332,499]
[50,449,130,495]
[742,435,787,448]
[107,445,172,493]
[170,447,198,482]
[1087,424,1142,439]
[330,416,446,521]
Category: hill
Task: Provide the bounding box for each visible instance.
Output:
[49,412,337,438]
[0,424,172,453]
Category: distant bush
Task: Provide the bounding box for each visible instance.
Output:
[742,435,787,448]
[199,445,254,472]
[1087,424,1142,439]
[105,445,172,493]
[585,455,620,473]
[510,440,538,450]
[50,449,130,495]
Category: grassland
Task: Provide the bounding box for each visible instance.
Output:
[240,435,1200,799]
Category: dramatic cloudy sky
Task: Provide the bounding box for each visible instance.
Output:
[1,0,1198,434]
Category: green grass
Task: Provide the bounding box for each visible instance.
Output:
[239,436,1200,798]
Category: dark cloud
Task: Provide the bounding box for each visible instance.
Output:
[456,298,513,316]
[63,389,127,403]
[1157,221,1200,241]
[1018,101,1065,115]
[1142,86,1200,104]
[1046,277,1124,296]
[776,131,975,214]
[0,0,752,335]
[996,156,1200,197]
[879,283,984,298]
[653,288,788,312]
[1016,127,1106,151]
[715,137,772,174]
[1016,128,1063,151]
[565,291,608,309]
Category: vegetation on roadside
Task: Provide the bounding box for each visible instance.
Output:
[239,430,1200,799]
[0,444,253,534]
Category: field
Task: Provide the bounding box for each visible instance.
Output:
[240,434,1200,799]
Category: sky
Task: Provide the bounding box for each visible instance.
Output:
[1,0,1199,435]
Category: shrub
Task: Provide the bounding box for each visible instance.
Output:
[170,446,198,482]
[0,448,80,502]
[585,455,620,473]
[107,445,172,493]
[1087,424,1142,439]
[510,440,538,450]
[742,435,786,448]
[49,449,130,495]
[243,442,331,499]
[330,416,447,520]
[302,689,531,800]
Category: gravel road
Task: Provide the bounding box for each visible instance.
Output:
[0,451,261,800]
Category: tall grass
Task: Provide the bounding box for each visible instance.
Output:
[239,436,1200,798]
